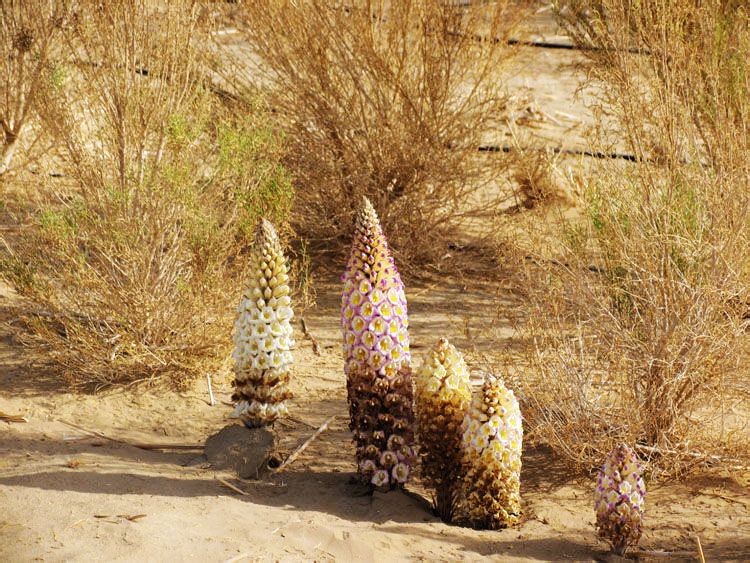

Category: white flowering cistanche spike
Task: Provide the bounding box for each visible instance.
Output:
[594,444,646,556]
[341,197,415,489]
[415,337,472,522]
[460,373,523,529]
[231,218,294,427]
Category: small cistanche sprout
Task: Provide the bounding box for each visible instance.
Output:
[594,444,646,556]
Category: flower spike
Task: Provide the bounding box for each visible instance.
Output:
[341,197,415,489]
[594,444,646,556]
[231,218,294,427]
[460,373,523,529]
[415,337,472,522]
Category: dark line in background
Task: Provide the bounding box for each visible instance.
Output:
[478,144,641,163]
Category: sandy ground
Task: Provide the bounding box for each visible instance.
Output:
[2,6,750,563]
[1,274,749,562]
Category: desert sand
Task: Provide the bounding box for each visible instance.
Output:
[1,273,748,562]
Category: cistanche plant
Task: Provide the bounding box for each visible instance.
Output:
[341,197,415,489]
[415,337,472,522]
[231,219,294,427]
[460,374,523,529]
[594,444,646,556]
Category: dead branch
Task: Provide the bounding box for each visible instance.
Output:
[300,317,322,356]
[0,411,28,423]
[274,416,335,473]
[216,476,248,496]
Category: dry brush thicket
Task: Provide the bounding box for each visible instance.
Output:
[218,0,526,266]
[6,0,293,388]
[519,1,750,475]
[0,0,70,176]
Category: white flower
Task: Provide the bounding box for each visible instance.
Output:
[261,306,276,323]
[392,462,409,483]
[270,352,283,368]
[371,470,389,487]
[252,323,268,338]
[425,378,440,394]
[260,337,275,353]
[277,306,293,320]
[433,364,447,379]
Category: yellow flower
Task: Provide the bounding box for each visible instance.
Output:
[370,288,385,304]
[352,316,367,333]
[370,317,386,334]
[358,279,372,294]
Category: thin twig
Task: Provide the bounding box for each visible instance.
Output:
[206,374,216,406]
[695,535,706,563]
[58,420,202,451]
[0,411,27,423]
[300,317,322,356]
[216,476,248,496]
[274,416,335,473]
[635,443,744,466]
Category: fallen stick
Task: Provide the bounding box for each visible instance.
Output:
[300,317,322,356]
[58,420,202,451]
[0,411,28,423]
[636,550,701,558]
[554,110,582,123]
[274,416,335,473]
[695,535,706,563]
[216,477,248,496]
[206,374,216,406]
[117,514,147,522]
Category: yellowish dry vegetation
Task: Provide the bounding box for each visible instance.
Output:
[216,0,528,266]
[519,0,750,475]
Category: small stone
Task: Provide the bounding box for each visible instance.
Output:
[204,424,276,479]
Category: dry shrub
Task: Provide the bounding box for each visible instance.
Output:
[218,0,526,266]
[0,0,70,177]
[520,1,750,476]
[9,1,293,388]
